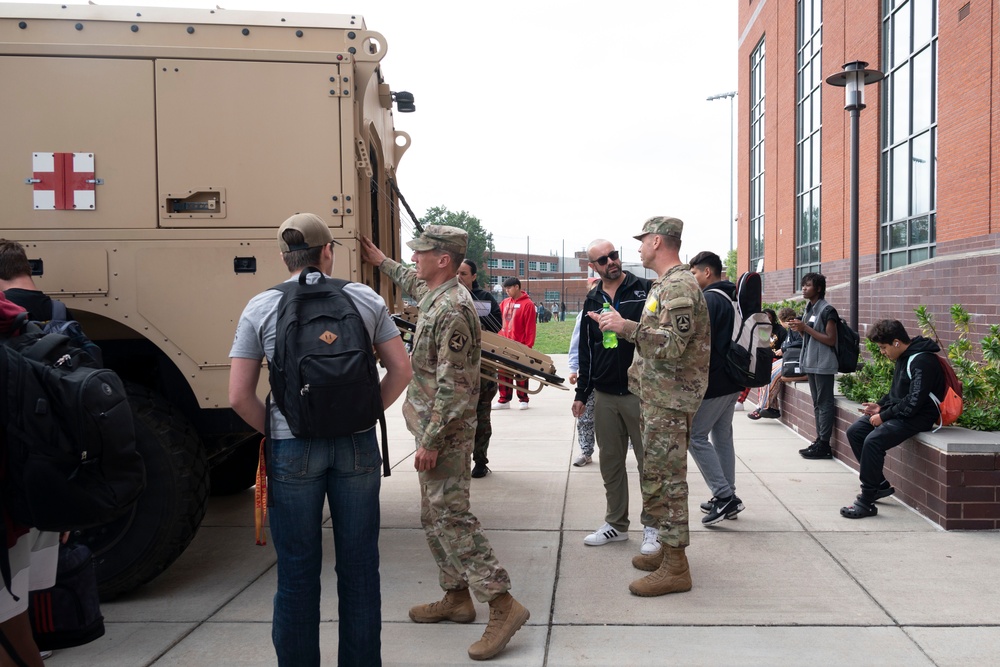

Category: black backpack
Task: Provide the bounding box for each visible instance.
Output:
[0,313,145,594]
[824,306,861,373]
[29,542,105,651]
[269,268,389,476]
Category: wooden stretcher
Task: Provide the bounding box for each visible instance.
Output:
[392,306,567,394]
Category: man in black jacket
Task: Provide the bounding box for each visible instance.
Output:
[689,251,746,525]
[841,320,946,519]
[573,240,660,555]
[458,259,503,478]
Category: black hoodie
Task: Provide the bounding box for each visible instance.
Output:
[703,280,745,399]
[878,336,946,428]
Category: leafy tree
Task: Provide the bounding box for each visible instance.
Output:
[724,249,738,281]
[419,206,495,285]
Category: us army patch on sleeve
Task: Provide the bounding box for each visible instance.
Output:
[673,313,691,333]
[449,331,469,352]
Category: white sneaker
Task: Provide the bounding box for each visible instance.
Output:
[583,522,628,546]
[572,454,592,467]
[518,401,529,410]
[492,401,510,410]
[640,526,661,555]
[734,402,745,411]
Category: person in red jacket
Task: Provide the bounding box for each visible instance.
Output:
[494,277,537,410]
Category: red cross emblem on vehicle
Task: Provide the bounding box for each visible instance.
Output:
[29,152,100,210]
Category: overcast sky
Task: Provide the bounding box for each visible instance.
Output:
[19,0,739,265]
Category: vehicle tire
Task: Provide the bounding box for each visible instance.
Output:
[209,434,261,496]
[76,383,210,601]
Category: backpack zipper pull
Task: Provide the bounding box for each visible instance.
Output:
[54,353,72,368]
[300,384,310,396]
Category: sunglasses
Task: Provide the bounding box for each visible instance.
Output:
[590,250,620,266]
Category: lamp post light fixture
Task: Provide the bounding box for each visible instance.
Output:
[825,61,884,332]
[707,91,737,254]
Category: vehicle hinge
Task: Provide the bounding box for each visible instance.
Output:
[328,72,351,98]
[330,193,355,217]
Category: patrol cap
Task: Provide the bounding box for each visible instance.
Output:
[633,216,684,240]
[406,224,468,255]
[277,213,341,252]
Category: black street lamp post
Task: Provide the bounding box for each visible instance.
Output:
[825,61,884,332]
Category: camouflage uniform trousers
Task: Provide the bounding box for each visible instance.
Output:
[473,377,498,465]
[640,406,693,548]
[418,435,511,603]
[576,392,596,457]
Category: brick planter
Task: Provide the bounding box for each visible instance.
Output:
[765,381,1000,530]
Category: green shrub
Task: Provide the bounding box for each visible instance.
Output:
[839,338,894,404]
[841,305,1000,431]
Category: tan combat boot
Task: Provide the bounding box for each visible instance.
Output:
[632,547,666,572]
[628,545,692,597]
[408,588,476,623]
[467,592,530,661]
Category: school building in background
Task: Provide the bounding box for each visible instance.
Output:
[737,0,999,340]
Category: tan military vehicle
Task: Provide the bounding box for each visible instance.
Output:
[0,3,412,597]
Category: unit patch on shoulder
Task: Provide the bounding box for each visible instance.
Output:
[319,331,338,345]
[449,331,469,352]
[673,313,691,333]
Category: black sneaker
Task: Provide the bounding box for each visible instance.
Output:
[703,495,744,525]
[797,440,820,456]
[800,443,833,459]
[699,497,718,513]
[471,462,491,478]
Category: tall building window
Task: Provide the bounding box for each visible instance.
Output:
[518,259,524,276]
[529,261,538,272]
[881,0,937,269]
[749,38,766,272]
[795,0,823,286]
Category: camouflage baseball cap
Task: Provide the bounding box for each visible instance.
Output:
[277,213,341,251]
[406,224,468,255]
[633,216,684,240]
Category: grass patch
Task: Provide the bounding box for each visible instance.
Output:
[532,318,576,355]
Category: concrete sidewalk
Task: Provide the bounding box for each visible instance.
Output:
[48,355,1000,666]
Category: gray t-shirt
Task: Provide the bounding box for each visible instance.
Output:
[229,273,400,439]
[800,298,838,375]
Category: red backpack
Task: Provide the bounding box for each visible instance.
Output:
[907,352,963,428]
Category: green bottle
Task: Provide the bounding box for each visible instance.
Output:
[602,302,618,349]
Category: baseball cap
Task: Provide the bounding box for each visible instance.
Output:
[277,213,341,252]
[406,225,468,255]
[633,216,684,240]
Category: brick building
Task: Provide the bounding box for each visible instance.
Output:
[739,0,1000,529]
[483,250,590,314]
[737,0,999,343]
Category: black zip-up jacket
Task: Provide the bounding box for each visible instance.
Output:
[575,271,652,403]
[878,336,946,428]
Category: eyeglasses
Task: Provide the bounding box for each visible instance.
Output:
[589,250,619,266]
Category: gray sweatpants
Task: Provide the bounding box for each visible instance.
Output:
[689,392,741,500]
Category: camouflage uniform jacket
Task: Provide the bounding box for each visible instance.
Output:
[625,263,710,412]
[380,259,481,451]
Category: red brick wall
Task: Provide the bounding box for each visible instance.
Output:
[742,1,999,323]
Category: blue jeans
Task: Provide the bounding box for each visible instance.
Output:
[268,427,382,667]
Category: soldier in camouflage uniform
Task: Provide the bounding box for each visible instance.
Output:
[359,227,530,662]
[594,216,710,597]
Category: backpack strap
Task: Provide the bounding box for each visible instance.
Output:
[706,288,739,340]
[906,351,944,431]
[325,278,392,476]
[49,299,68,321]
